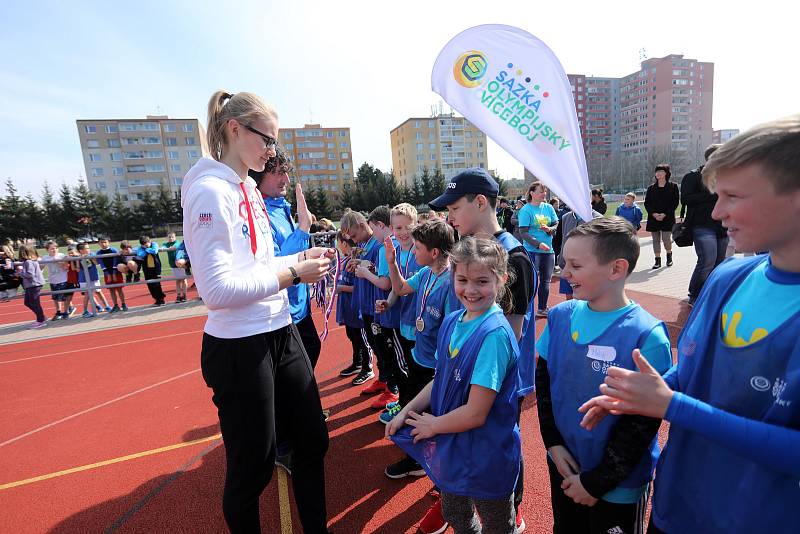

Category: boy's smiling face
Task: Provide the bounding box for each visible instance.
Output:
[712,163,800,255]
[561,236,626,303]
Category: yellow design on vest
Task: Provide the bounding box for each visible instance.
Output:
[449,344,459,359]
[721,311,769,347]
[146,255,155,268]
[571,331,579,342]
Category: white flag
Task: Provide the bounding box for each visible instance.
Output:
[432,24,592,221]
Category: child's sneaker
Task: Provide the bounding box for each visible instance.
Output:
[121,303,129,311]
[360,373,389,395]
[110,305,120,313]
[419,493,448,534]
[385,401,399,411]
[67,306,77,317]
[104,306,113,313]
[515,508,526,533]
[29,321,48,329]
[339,363,362,377]
[379,403,403,425]
[51,313,61,321]
[384,456,426,479]
[370,390,399,410]
[535,308,549,318]
[81,311,94,318]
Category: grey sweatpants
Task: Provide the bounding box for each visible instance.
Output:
[441,492,515,534]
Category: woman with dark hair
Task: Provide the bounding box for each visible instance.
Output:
[591,188,607,215]
[644,163,680,268]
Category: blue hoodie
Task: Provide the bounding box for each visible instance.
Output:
[264,195,310,322]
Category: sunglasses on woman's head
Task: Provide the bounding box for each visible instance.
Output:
[243,124,278,149]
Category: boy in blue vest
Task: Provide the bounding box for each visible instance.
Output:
[335,231,373,380]
[374,203,421,421]
[579,115,800,534]
[614,192,643,231]
[379,218,458,481]
[535,216,672,533]
[341,208,401,405]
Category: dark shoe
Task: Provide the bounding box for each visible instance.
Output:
[339,363,362,377]
[352,370,376,386]
[385,456,426,479]
[666,252,673,267]
[275,452,292,475]
[652,257,662,269]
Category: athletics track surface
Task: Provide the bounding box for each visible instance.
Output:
[0,281,687,533]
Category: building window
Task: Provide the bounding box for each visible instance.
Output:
[187,150,200,159]
[428,120,434,128]
[415,120,421,128]
[84,125,96,133]
[114,179,127,188]
[127,165,146,173]
[167,151,179,159]
[107,139,120,148]
[415,132,422,139]
[87,140,100,148]
[416,143,423,150]
[185,137,196,145]
[105,125,118,133]
[341,162,350,170]
[112,167,124,176]
[328,152,335,159]
[89,153,102,162]
[340,141,348,148]
[110,152,122,161]
[340,152,349,159]
[171,164,181,172]
[430,154,436,161]
[91,168,104,177]
[182,123,194,132]
[145,165,165,172]
[340,130,346,137]
[466,131,472,138]
[416,154,424,161]
[94,180,107,189]
[143,137,161,144]
[164,124,176,132]
[165,137,178,146]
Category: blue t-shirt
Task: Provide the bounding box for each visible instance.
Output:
[435,304,514,392]
[379,246,419,340]
[537,299,672,503]
[720,259,800,347]
[518,202,558,254]
[408,265,455,360]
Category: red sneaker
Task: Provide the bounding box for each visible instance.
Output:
[360,380,388,395]
[370,390,399,409]
[419,493,448,534]
[515,507,526,533]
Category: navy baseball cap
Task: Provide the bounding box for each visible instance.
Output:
[428,168,499,210]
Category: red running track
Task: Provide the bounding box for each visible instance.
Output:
[0,284,684,533]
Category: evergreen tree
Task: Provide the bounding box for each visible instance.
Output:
[91,192,112,237]
[40,182,61,239]
[136,189,160,234]
[109,192,135,239]
[308,187,333,219]
[0,179,24,241]
[58,182,79,238]
[337,183,360,213]
[23,193,46,241]
[73,178,97,238]
[156,182,175,224]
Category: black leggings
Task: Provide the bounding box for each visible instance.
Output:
[295,312,322,368]
[142,266,165,302]
[362,315,400,393]
[201,325,330,534]
[345,325,371,370]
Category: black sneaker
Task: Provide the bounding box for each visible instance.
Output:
[339,363,362,377]
[351,370,375,386]
[275,452,292,475]
[385,456,426,479]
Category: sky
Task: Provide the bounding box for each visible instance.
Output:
[2,0,797,199]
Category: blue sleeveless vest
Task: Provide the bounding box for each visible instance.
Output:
[495,231,538,395]
[378,242,416,329]
[355,237,380,316]
[652,255,800,533]
[547,300,664,490]
[411,269,461,369]
[336,256,363,328]
[391,308,522,499]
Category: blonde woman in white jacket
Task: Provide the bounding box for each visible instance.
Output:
[182,91,334,534]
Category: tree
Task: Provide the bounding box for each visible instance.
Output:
[109,192,135,239]
[40,182,61,239]
[337,183,359,213]
[58,182,80,237]
[307,187,333,219]
[136,189,160,234]
[73,178,97,238]
[23,193,46,242]
[156,182,175,224]
[0,179,24,241]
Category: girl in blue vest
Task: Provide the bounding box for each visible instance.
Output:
[536,217,672,534]
[579,116,800,534]
[387,236,521,534]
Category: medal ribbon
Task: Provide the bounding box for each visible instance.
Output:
[317,249,341,341]
[416,266,448,323]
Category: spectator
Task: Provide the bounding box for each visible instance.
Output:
[18,245,47,328]
[97,237,127,312]
[644,164,680,268]
[591,188,608,215]
[682,145,730,306]
[136,236,166,306]
[615,192,644,231]
[163,232,188,303]
[41,241,70,320]
[497,197,515,233]
[116,240,141,282]
[76,242,111,316]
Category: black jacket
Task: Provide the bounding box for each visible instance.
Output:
[681,166,726,237]
[644,181,680,232]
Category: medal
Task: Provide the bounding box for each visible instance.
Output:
[415,266,448,335]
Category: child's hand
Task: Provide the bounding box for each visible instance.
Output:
[538,242,551,252]
[385,410,407,438]
[561,474,598,506]
[375,300,389,313]
[406,411,438,443]
[383,236,396,263]
[548,445,580,480]
[306,247,335,261]
[596,349,673,419]
[577,397,613,431]
[354,264,371,279]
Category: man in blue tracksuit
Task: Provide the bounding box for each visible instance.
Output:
[249,147,321,367]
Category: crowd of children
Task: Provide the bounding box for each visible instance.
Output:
[332,115,799,534]
[3,234,193,328]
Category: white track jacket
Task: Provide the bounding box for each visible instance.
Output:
[182,157,294,338]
